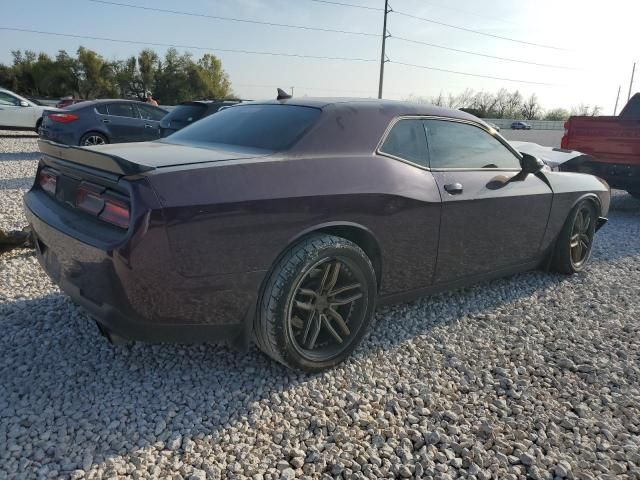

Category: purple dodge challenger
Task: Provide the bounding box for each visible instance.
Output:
[25,98,610,371]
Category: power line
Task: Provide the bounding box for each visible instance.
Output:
[391,9,569,51]
[391,61,562,86]
[391,35,578,70]
[86,0,378,37]
[0,27,377,62]
[307,0,383,11]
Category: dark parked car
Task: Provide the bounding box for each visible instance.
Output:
[25,98,609,371]
[39,99,167,146]
[511,121,532,130]
[159,100,240,137]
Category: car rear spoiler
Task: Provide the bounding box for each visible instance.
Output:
[38,139,156,176]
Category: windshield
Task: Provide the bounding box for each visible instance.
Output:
[164,104,322,152]
[163,103,207,125]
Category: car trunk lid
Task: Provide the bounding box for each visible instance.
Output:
[38,139,269,177]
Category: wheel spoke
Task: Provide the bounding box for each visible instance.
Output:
[575,211,584,233]
[582,214,591,233]
[295,300,314,311]
[298,288,317,298]
[327,308,351,336]
[318,263,332,292]
[570,234,580,248]
[329,283,361,297]
[306,313,322,349]
[321,313,343,344]
[325,262,341,292]
[301,310,317,345]
[330,292,363,307]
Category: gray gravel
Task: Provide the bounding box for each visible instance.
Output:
[1,131,639,480]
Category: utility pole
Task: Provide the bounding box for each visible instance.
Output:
[613,85,621,115]
[377,0,390,99]
[291,86,294,96]
[628,62,636,101]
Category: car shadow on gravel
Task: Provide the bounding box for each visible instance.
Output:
[0,152,40,161]
[0,177,34,190]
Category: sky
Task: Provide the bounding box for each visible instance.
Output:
[0,0,636,113]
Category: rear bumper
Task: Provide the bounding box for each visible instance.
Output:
[560,160,640,191]
[39,127,78,146]
[25,191,265,344]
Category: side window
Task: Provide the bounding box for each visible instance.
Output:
[138,104,166,121]
[107,103,138,119]
[95,104,108,115]
[425,120,521,170]
[379,119,429,167]
[0,92,20,106]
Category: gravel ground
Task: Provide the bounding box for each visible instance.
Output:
[1,131,639,480]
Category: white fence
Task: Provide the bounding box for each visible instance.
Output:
[484,118,565,131]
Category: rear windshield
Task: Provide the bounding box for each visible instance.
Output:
[165,104,322,152]
[163,103,207,123]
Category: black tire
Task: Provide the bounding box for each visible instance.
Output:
[628,190,640,200]
[551,200,597,274]
[34,118,42,134]
[255,234,377,371]
[79,132,108,147]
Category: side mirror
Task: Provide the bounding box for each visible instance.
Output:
[520,152,545,175]
[19,100,29,107]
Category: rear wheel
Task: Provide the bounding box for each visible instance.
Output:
[80,132,108,147]
[34,118,42,134]
[255,234,377,371]
[551,200,597,274]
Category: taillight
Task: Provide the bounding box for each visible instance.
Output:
[75,183,130,229]
[38,169,58,195]
[100,197,130,229]
[49,113,79,123]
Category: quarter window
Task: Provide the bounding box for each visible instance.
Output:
[379,119,429,167]
[425,120,521,170]
[95,104,108,115]
[107,103,138,119]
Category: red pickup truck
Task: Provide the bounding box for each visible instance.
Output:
[561,93,640,198]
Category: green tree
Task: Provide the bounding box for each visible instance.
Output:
[544,108,570,121]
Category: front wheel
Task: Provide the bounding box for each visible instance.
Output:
[255,234,377,372]
[551,200,597,274]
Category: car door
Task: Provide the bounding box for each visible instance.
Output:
[0,91,34,128]
[135,104,165,141]
[425,118,553,284]
[104,102,146,143]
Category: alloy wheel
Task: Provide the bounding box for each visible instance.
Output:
[83,135,106,146]
[569,206,593,268]
[287,257,367,361]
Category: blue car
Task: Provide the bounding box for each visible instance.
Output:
[39,99,167,146]
[511,121,532,130]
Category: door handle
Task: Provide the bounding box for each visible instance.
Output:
[144,124,155,128]
[102,119,110,124]
[444,183,463,195]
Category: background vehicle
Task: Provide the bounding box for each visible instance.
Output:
[39,99,167,146]
[561,93,640,198]
[487,122,501,132]
[25,98,609,371]
[0,88,56,132]
[56,97,86,109]
[159,100,240,137]
[511,121,532,130]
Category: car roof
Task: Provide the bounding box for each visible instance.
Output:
[177,100,240,106]
[67,99,167,111]
[238,97,482,123]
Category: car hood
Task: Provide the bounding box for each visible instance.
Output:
[87,141,271,170]
[509,141,594,168]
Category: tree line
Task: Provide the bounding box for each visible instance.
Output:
[0,47,235,105]
[410,89,602,121]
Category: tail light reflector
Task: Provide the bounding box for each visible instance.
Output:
[49,113,79,123]
[38,169,58,195]
[75,183,130,229]
[99,197,130,229]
